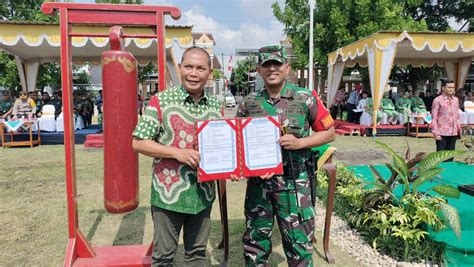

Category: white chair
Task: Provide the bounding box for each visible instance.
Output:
[75,115,84,130]
[463,101,474,125]
[380,112,388,125]
[56,112,64,132]
[38,105,56,132]
[360,111,374,126]
[56,112,84,131]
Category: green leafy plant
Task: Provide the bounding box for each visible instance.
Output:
[362,140,464,239]
[317,141,466,263]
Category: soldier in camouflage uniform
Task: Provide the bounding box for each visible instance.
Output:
[1,91,13,119]
[236,45,336,266]
[50,91,62,118]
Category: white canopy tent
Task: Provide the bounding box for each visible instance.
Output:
[326,31,474,133]
[0,21,194,92]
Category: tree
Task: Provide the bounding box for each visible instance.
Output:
[74,68,92,92]
[273,0,428,75]
[213,69,224,80]
[0,53,20,91]
[37,63,62,90]
[0,0,58,23]
[273,0,471,89]
[404,0,473,32]
[230,56,257,96]
[0,0,59,92]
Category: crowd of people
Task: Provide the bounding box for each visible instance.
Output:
[329,83,474,126]
[0,86,170,133]
[0,90,62,121]
[0,89,107,131]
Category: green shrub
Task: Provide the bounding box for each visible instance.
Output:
[317,139,465,264]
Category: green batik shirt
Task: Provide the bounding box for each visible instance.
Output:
[133,86,223,214]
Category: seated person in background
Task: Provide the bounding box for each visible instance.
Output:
[36,92,52,118]
[396,92,411,124]
[423,90,435,111]
[330,87,345,120]
[354,91,369,123]
[32,91,43,117]
[381,91,398,124]
[364,97,382,124]
[456,89,466,112]
[410,90,427,114]
[12,91,36,120]
[466,91,473,102]
[51,91,62,118]
[357,91,369,110]
[1,91,14,120]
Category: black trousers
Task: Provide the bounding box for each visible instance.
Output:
[330,105,339,120]
[435,136,457,162]
[346,103,357,122]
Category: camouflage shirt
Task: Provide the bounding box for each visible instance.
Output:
[133,86,223,214]
[0,99,13,116]
[237,83,334,191]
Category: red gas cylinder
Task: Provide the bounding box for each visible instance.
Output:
[102,27,139,213]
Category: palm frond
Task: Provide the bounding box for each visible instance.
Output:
[369,165,386,185]
[418,150,466,173]
[412,168,443,192]
[375,140,410,191]
[432,185,461,199]
[439,202,461,240]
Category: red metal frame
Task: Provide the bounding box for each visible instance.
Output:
[41,3,180,266]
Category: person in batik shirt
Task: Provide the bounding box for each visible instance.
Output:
[132,47,223,266]
[430,79,461,161]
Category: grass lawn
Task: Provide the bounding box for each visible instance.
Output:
[0,135,466,266]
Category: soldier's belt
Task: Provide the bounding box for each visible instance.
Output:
[283,163,307,177]
[282,148,311,158]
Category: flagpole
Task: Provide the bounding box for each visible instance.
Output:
[308,0,315,91]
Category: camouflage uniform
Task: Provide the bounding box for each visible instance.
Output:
[237,45,335,267]
[0,92,13,118]
[50,97,62,118]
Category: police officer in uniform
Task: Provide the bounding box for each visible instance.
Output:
[234,45,335,266]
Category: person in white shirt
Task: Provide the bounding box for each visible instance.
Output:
[354,91,368,123]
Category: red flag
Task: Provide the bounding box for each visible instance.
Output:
[227,56,233,72]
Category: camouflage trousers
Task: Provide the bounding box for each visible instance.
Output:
[242,176,315,267]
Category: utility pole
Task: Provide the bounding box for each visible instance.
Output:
[308,0,315,91]
[221,52,225,96]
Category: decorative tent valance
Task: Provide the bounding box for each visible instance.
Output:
[326,31,474,134]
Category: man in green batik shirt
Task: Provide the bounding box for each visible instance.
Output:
[234,45,335,266]
[411,90,427,114]
[381,91,398,124]
[0,91,13,119]
[132,47,223,266]
[396,92,412,124]
[364,97,383,124]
